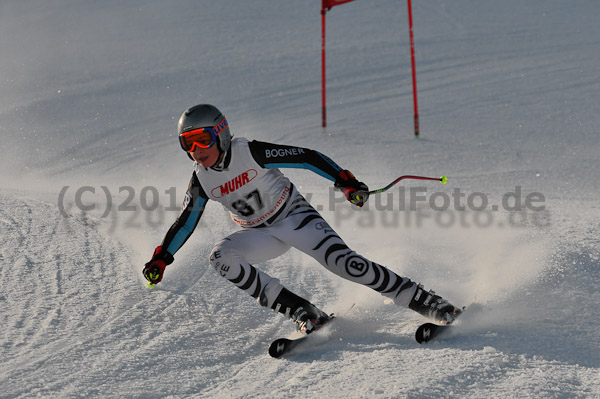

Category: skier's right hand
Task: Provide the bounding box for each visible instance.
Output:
[143,246,174,285]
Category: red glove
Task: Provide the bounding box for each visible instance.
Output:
[143,246,174,285]
[334,170,369,207]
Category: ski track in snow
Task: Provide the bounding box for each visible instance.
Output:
[1,189,597,398]
[1,0,600,398]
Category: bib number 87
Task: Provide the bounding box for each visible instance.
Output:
[231,189,264,217]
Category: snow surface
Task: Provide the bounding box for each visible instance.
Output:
[1,0,599,398]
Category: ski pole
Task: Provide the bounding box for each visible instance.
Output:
[349,175,447,204]
[367,175,447,196]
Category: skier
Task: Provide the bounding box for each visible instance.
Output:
[143,104,461,334]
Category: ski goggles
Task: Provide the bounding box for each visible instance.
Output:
[179,117,228,152]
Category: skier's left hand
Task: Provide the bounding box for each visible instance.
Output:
[334,169,369,207]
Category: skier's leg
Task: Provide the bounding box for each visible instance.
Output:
[270,195,414,302]
[209,228,289,305]
[271,194,460,323]
[209,228,330,332]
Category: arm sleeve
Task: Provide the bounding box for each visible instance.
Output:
[248,140,342,182]
[161,172,209,256]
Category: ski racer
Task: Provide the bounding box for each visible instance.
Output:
[143,104,461,334]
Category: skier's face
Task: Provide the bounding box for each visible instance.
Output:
[191,144,220,168]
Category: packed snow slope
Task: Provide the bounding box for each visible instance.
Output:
[1,0,599,398]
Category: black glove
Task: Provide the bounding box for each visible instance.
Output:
[143,246,174,285]
[334,170,369,207]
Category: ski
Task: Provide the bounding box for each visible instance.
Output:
[268,316,335,358]
[269,336,309,358]
[415,305,468,343]
[415,322,453,344]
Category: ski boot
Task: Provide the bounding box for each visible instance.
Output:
[408,284,462,325]
[270,288,332,334]
[291,304,332,334]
